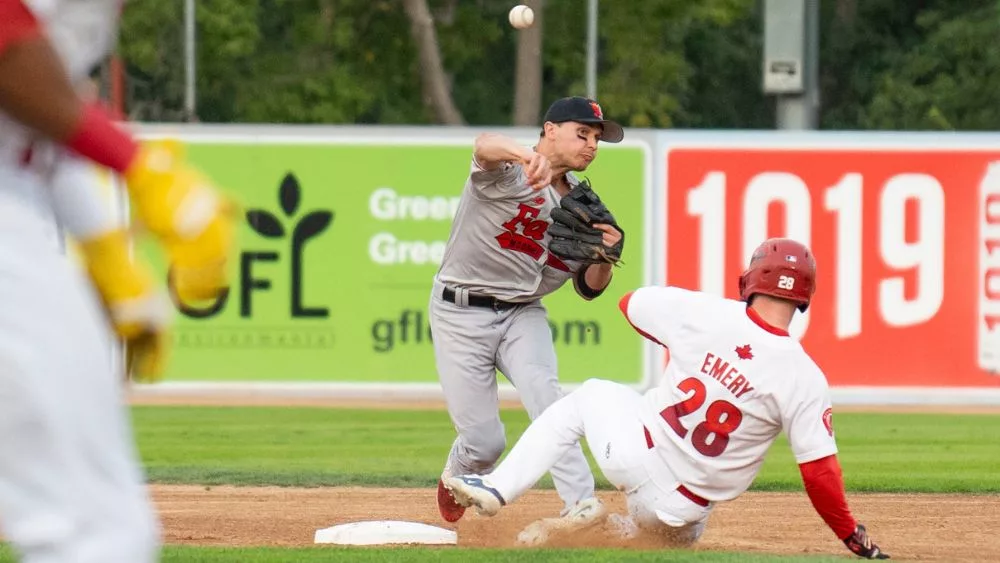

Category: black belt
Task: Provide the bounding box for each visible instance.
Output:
[442,287,520,311]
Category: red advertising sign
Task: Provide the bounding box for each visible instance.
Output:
[665,146,1000,387]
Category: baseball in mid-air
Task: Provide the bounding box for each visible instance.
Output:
[509,5,534,30]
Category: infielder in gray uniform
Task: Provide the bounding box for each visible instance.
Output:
[430,96,626,535]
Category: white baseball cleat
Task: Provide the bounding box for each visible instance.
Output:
[516,496,607,546]
[561,496,606,521]
[443,475,506,517]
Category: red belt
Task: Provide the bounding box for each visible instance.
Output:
[643,425,710,508]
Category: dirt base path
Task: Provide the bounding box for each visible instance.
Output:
[136,392,1000,560]
[152,484,999,562]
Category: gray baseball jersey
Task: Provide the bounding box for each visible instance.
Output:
[434,157,585,301]
[430,152,597,516]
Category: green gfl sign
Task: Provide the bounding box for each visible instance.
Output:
[142,138,649,384]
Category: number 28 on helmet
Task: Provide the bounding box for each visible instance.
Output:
[738,238,817,312]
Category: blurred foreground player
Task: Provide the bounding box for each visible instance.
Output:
[0,1,236,561]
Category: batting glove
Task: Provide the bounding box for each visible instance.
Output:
[843,524,890,559]
[78,229,173,383]
[123,139,237,304]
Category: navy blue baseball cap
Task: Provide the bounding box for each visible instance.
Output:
[542,96,624,143]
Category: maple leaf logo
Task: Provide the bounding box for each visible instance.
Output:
[735,344,753,360]
[822,407,834,437]
[589,101,603,119]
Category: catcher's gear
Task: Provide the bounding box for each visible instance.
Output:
[123,139,236,304]
[78,229,172,383]
[843,524,890,559]
[548,179,624,265]
[738,237,816,312]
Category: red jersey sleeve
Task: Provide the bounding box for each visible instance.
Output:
[799,454,857,540]
[0,0,41,56]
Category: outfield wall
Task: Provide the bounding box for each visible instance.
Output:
[124,124,1000,405]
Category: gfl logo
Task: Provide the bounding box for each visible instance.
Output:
[174,172,333,319]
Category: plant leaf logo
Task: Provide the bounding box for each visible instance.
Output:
[176,171,333,322]
[247,173,333,240]
[280,172,299,216]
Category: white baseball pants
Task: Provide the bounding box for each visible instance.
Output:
[0,190,160,563]
[486,378,714,544]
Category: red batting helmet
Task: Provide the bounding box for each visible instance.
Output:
[738,238,816,312]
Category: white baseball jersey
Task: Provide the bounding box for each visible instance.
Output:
[622,286,838,501]
[0,0,123,223]
[27,0,122,79]
[435,155,584,302]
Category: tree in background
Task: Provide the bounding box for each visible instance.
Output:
[114,0,1000,131]
[119,0,260,122]
[403,0,464,124]
[513,0,545,126]
[672,0,772,129]
[860,1,1000,130]
[539,0,752,128]
[820,0,1000,130]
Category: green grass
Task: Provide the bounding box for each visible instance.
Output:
[134,406,1000,493]
[0,545,855,562]
[1,406,987,562]
[135,406,458,488]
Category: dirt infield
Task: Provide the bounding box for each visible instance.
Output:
[153,484,999,561]
[135,392,1000,561]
